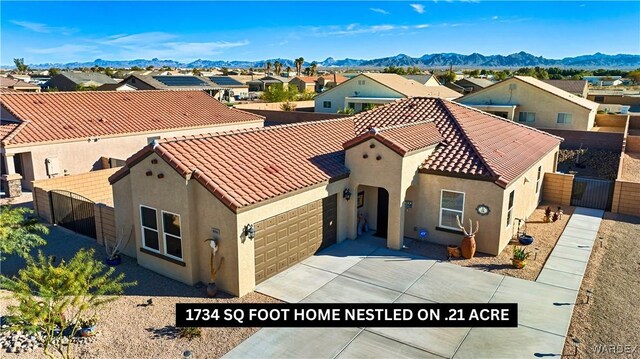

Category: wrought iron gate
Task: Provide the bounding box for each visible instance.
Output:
[50,190,97,238]
[570,177,614,210]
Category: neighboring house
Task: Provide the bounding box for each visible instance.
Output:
[0,91,264,197]
[402,74,441,87]
[314,73,461,113]
[542,80,589,98]
[96,83,138,91]
[316,74,348,92]
[457,76,599,131]
[289,76,319,93]
[582,76,623,86]
[587,90,640,112]
[246,76,292,92]
[44,72,117,91]
[448,78,495,94]
[109,97,560,296]
[208,76,250,100]
[120,74,221,96]
[0,77,41,92]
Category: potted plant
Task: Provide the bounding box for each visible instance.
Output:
[455,216,479,259]
[512,246,531,269]
[447,245,461,258]
[79,315,98,337]
[543,207,552,223]
[105,227,132,266]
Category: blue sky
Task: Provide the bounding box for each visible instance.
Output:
[1,1,639,65]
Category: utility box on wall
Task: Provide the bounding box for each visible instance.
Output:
[45,157,60,177]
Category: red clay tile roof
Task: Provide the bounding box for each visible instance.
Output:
[351,98,562,186]
[111,119,355,211]
[0,91,264,146]
[111,97,561,211]
[296,76,320,83]
[343,121,443,156]
[321,74,349,84]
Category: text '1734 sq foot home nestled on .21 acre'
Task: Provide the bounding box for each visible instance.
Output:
[109,97,562,297]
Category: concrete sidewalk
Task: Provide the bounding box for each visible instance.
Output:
[225,207,606,359]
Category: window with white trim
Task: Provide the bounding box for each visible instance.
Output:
[323,101,331,108]
[536,166,542,193]
[140,206,159,251]
[557,112,573,124]
[162,211,183,260]
[506,190,515,227]
[518,112,536,123]
[440,190,465,230]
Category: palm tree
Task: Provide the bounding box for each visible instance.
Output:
[266,61,272,76]
[274,61,282,76]
[295,57,304,76]
[286,66,292,77]
[310,62,318,76]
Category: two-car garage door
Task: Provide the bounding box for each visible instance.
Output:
[254,195,337,284]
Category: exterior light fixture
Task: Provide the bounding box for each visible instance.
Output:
[572,337,581,356]
[404,200,413,210]
[343,188,352,201]
[243,224,256,240]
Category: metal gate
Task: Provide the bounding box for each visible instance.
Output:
[50,190,97,238]
[570,177,614,210]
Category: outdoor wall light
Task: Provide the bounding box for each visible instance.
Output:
[343,188,352,201]
[243,224,256,240]
[572,337,581,356]
[404,200,413,210]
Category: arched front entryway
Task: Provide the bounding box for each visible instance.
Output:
[355,185,390,239]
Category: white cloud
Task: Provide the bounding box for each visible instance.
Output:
[370,8,390,15]
[103,32,179,46]
[415,24,430,29]
[492,16,499,20]
[27,44,97,55]
[11,20,76,35]
[410,4,426,13]
[311,23,433,37]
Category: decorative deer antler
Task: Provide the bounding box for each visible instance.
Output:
[456,216,479,237]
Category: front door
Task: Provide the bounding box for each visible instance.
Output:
[375,188,389,238]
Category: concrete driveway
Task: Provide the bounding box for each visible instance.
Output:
[225,234,580,359]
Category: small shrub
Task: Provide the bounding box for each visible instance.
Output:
[179,327,202,340]
[280,101,297,111]
[512,246,531,261]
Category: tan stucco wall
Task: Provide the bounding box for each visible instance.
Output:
[458,78,597,131]
[345,138,433,249]
[409,146,559,255]
[5,120,263,190]
[314,75,403,113]
[497,148,559,252]
[32,168,119,205]
[611,180,640,217]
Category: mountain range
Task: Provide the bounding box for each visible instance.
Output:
[25,52,640,70]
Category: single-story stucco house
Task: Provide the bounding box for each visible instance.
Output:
[457,76,599,131]
[0,91,264,197]
[109,97,561,297]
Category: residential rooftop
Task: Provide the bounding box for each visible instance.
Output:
[111,97,561,211]
[0,90,263,146]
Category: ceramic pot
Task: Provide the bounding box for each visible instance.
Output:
[106,256,121,266]
[512,259,526,269]
[80,325,96,337]
[207,282,218,297]
[447,245,461,258]
[461,235,476,259]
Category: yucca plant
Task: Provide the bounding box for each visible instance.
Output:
[512,246,531,261]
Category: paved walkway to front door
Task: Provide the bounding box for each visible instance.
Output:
[225,207,604,359]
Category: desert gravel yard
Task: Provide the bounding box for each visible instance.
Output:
[621,152,640,182]
[561,213,640,358]
[404,204,575,281]
[0,226,280,359]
